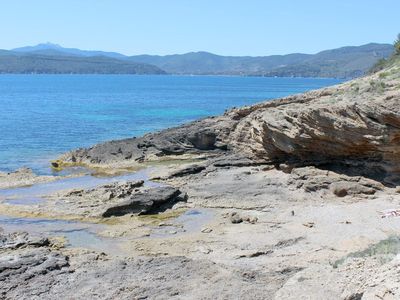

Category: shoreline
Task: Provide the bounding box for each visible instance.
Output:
[1,59,400,298]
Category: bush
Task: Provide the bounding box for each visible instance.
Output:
[395,33,400,55]
[369,58,387,73]
[369,33,400,73]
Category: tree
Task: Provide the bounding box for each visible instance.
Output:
[395,33,400,55]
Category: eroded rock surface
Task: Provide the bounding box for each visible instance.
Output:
[0,230,70,300]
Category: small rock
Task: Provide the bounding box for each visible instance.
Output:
[302,222,315,228]
[198,246,212,254]
[340,220,352,224]
[331,182,376,197]
[278,163,293,174]
[242,216,258,224]
[230,212,243,224]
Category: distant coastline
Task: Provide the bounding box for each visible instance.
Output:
[0,42,394,78]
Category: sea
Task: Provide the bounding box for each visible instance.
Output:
[0,75,342,174]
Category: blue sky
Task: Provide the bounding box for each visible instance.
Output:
[1,0,399,56]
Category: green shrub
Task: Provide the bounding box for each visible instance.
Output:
[379,72,389,78]
[395,33,400,55]
[369,34,400,73]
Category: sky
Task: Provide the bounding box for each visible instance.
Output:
[1,0,399,56]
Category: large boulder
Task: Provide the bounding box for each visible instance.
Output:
[102,187,186,217]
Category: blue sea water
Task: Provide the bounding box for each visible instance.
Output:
[0,75,342,174]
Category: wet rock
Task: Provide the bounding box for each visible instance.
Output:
[102,187,185,217]
[51,161,60,168]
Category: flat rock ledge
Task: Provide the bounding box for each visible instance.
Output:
[0,230,70,299]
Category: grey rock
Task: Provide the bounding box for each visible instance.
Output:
[59,118,233,166]
[330,181,376,197]
[0,231,70,299]
[166,164,206,178]
[230,212,243,224]
[289,166,382,196]
[102,187,185,217]
[0,231,50,250]
[212,154,263,168]
[66,180,144,199]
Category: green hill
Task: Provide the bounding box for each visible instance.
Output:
[0,51,166,74]
[1,43,394,77]
[129,43,393,78]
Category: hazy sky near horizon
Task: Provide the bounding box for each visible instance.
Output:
[1,0,399,56]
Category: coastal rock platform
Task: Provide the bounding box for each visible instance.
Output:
[1,57,400,299]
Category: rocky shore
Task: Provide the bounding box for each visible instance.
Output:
[1,57,400,299]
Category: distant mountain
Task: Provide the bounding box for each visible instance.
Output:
[128,51,312,75]
[1,42,394,77]
[12,42,126,59]
[0,51,166,75]
[260,43,395,78]
[128,43,394,78]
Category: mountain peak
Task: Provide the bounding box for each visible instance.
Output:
[39,42,62,48]
[12,42,63,52]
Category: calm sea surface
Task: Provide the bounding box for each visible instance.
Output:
[0,75,342,174]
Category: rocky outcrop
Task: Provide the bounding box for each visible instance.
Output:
[102,187,186,217]
[58,59,400,185]
[58,118,233,168]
